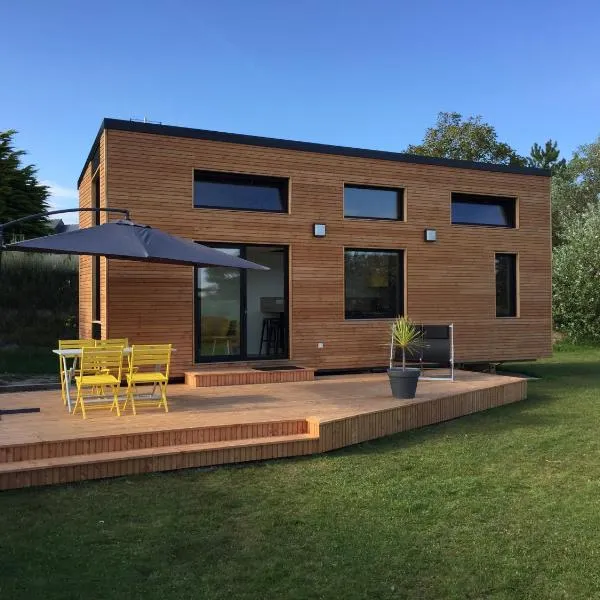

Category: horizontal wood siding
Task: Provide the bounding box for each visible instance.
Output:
[78,133,108,339]
[78,162,92,338]
[89,130,551,376]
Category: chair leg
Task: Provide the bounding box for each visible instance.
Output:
[130,383,137,416]
[60,370,66,405]
[160,382,169,413]
[122,384,129,413]
[111,385,121,417]
[73,385,86,419]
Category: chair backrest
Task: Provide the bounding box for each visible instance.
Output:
[59,339,96,350]
[79,347,124,380]
[96,338,129,348]
[128,344,172,379]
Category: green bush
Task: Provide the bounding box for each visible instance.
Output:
[0,252,78,347]
[553,203,600,342]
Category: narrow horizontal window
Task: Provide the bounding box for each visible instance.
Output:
[194,171,288,212]
[496,253,517,317]
[344,185,403,220]
[452,192,516,227]
[344,249,403,319]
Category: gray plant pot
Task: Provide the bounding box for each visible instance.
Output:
[387,367,420,399]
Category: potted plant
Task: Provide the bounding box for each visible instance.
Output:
[388,316,423,399]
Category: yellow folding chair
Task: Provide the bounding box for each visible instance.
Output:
[58,339,96,405]
[124,344,172,415]
[95,338,129,348]
[95,339,129,380]
[73,347,124,419]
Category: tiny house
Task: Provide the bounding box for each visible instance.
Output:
[78,119,552,377]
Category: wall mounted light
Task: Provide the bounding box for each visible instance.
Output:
[424,228,437,242]
[313,223,327,238]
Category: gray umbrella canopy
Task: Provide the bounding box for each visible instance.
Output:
[5,220,268,270]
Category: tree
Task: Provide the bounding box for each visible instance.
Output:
[0,130,50,239]
[528,139,566,172]
[551,136,600,246]
[553,201,600,341]
[405,112,526,166]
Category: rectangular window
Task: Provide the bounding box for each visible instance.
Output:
[344,249,403,319]
[452,192,516,227]
[194,170,288,212]
[496,253,517,317]
[344,185,403,220]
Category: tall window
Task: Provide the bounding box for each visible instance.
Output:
[194,170,288,212]
[344,185,403,220]
[452,192,516,227]
[496,253,517,317]
[344,249,403,319]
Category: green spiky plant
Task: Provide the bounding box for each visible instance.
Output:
[390,316,424,370]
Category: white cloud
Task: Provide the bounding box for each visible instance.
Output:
[41,180,79,223]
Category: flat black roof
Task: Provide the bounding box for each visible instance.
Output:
[78,117,550,186]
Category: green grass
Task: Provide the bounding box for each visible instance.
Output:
[2,347,600,599]
[0,346,56,376]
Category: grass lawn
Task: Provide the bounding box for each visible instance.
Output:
[2,346,600,599]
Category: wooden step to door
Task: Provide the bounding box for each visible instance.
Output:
[184,367,314,387]
[0,433,320,490]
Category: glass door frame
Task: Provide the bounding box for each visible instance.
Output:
[194,242,289,363]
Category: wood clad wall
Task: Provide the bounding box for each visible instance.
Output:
[78,163,92,339]
[78,134,108,339]
[86,129,552,376]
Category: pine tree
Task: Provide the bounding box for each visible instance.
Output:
[528,139,567,172]
[0,130,50,239]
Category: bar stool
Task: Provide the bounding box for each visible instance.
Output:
[260,317,283,356]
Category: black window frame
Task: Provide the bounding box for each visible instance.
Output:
[344,248,404,320]
[343,184,404,221]
[193,170,289,213]
[495,253,518,318]
[451,192,517,228]
[194,243,290,363]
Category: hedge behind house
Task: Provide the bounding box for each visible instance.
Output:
[0,251,78,347]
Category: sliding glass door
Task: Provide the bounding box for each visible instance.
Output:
[195,244,288,362]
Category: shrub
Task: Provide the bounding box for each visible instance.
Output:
[553,203,600,342]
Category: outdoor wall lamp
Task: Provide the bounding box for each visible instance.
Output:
[424,228,437,242]
[313,223,327,238]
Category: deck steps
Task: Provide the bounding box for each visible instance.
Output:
[0,419,309,463]
[184,367,314,387]
[0,432,319,490]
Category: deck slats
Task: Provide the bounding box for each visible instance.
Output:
[0,372,527,490]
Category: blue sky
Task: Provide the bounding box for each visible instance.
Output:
[2,0,599,222]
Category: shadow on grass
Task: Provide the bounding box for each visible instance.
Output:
[500,358,600,382]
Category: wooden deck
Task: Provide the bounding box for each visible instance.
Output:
[0,370,527,490]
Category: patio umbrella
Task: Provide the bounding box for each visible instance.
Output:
[4,219,269,270]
